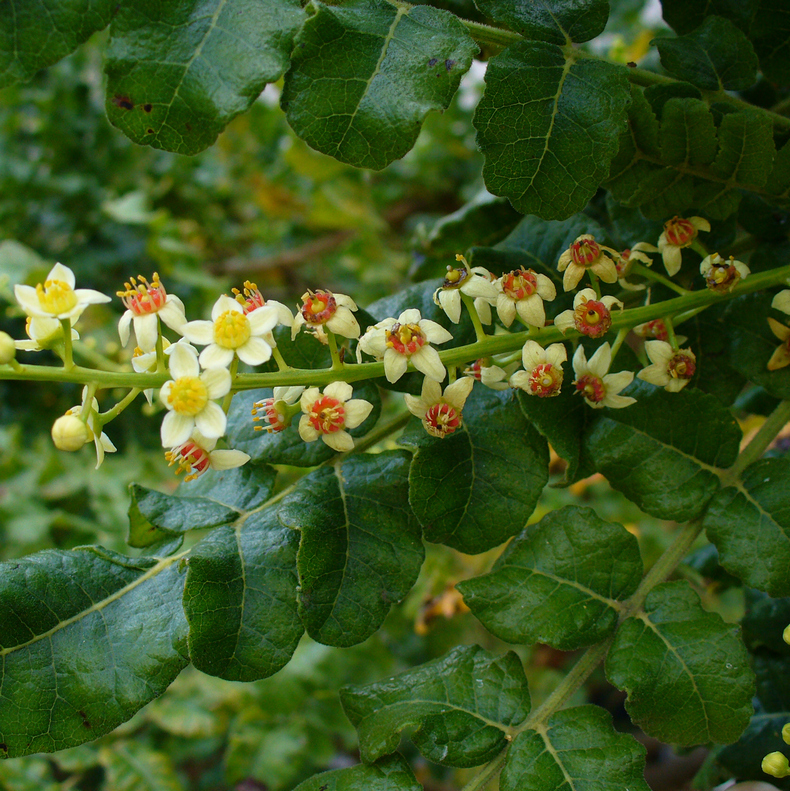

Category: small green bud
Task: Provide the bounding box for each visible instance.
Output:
[0,331,15,364]
[783,722,790,745]
[51,414,89,452]
[783,623,790,645]
[762,751,790,778]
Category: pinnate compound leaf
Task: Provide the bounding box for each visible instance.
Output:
[0,0,113,89]
[281,0,476,170]
[183,509,302,681]
[279,451,423,647]
[403,387,549,554]
[98,741,183,791]
[458,506,642,650]
[340,645,530,767]
[661,0,758,35]
[474,42,631,220]
[293,754,421,791]
[583,381,741,521]
[105,0,305,155]
[606,581,755,745]
[704,458,790,597]
[653,16,758,91]
[0,548,189,757]
[473,0,609,44]
[500,705,650,791]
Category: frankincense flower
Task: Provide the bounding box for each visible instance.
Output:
[637,341,696,392]
[252,385,305,432]
[58,387,117,468]
[166,431,250,482]
[298,382,373,452]
[433,255,497,324]
[554,288,623,338]
[159,344,231,447]
[700,253,749,294]
[117,272,187,351]
[14,316,79,352]
[572,343,636,409]
[291,289,360,340]
[494,267,556,328]
[658,216,710,276]
[510,341,567,397]
[557,235,619,291]
[404,377,474,439]
[463,358,510,391]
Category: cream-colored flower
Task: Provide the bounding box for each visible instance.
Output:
[510,341,567,397]
[554,288,622,338]
[252,385,305,433]
[700,253,749,294]
[404,376,474,438]
[494,267,556,327]
[132,337,198,405]
[773,290,790,316]
[657,216,710,276]
[433,256,498,324]
[291,289,359,340]
[357,308,452,383]
[14,262,110,322]
[462,358,511,391]
[181,294,280,368]
[637,341,696,392]
[572,343,636,409]
[557,235,619,291]
[117,272,187,351]
[159,344,231,447]
[768,318,790,371]
[14,316,79,352]
[298,382,373,452]
[63,387,117,469]
[165,430,250,483]
[615,243,657,290]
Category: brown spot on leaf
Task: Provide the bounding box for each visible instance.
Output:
[112,95,134,111]
[445,59,456,71]
[79,710,92,729]
[185,122,192,131]
[428,57,438,66]
[147,128,154,134]
[143,103,152,113]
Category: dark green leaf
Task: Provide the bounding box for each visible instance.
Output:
[705,458,790,597]
[473,0,609,44]
[404,387,549,554]
[105,0,305,154]
[661,0,758,35]
[742,589,790,655]
[0,547,188,757]
[606,581,755,745]
[281,0,477,170]
[183,509,302,681]
[583,381,741,521]
[279,451,423,647]
[751,0,790,85]
[767,141,790,201]
[341,645,530,767]
[500,705,650,791]
[644,81,702,119]
[474,42,631,220]
[710,111,774,187]
[660,98,718,167]
[292,754,422,791]
[653,16,758,91]
[458,505,643,649]
[0,0,113,89]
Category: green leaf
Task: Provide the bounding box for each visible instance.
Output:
[473,0,609,44]
[98,741,184,791]
[709,110,775,186]
[704,458,790,597]
[0,547,189,757]
[500,705,650,791]
[281,0,477,170]
[605,581,755,745]
[659,98,718,167]
[340,645,530,767]
[279,451,423,647]
[104,0,305,154]
[750,0,790,85]
[742,589,790,655]
[653,16,758,91]
[404,387,549,554]
[583,381,741,521]
[0,0,113,89]
[767,140,790,200]
[661,0,758,35]
[292,754,422,791]
[183,509,302,681]
[458,505,643,650]
[474,42,631,220]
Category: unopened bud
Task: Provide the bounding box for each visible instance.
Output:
[0,331,15,364]
[51,414,89,451]
[783,623,790,645]
[762,751,790,778]
[783,723,790,745]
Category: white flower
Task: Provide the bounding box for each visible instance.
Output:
[510,341,567,397]
[404,376,474,438]
[132,337,198,405]
[181,294,280,368]
[159,343,231,447]
[291,289,359,340]
[63,387,117,468]
[14,262,110,322]
[554,289,623,338]
[615,242,657,290]
[165,430,250,483]
[572,343,636,409]
[557,235,619,292]
[700,253,749,293]
[358,308,452,383]
[658,216,710,276]
[298,382,373,452]
[463,359,511,391]
[772,290,790,316]
[117,272,187,351]
[494,267,556,327]
[14,316,79,352]
[637,341,696,392]
[433,256,498,324]
[252,385,305,433]
[232,281,293,348]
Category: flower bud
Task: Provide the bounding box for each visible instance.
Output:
[0,331,16,364]
[762,752,790,778]
[784,623,790,645]
[51,414,89,451]
[783,723,790,745]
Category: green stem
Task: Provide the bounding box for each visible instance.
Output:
[663,315,678,350]
[461,293,487,342]
[608,327,628,360]
[272,345,291,372]
[99,388,142,425]
[327,330,343,370]
[630,262,688,296]
[222,357,239,414]
[460,18,521,50]
[690,239,710,259]
[80,383,98,421]
[588,271,601,298]
[723,399,790,484]
[460,749,508,791]
[61,319,74,370]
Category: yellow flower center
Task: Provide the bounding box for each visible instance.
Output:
[36,279,78,315]
[213,310,251,349]
[167,376,208,416]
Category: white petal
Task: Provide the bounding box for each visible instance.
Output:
[591,258,618,284]
[545,343,568,368]
[46,263,74,287]
[212,294,241,321]
[182,320,215,345]
[496,295,517,328]
[159,380,174,409]
[562,264,585,292]
[300,387,320,413]
[690,216,711,232]
[773,290,790,315]
[161,411,194,447]
[572,344,589,378]
[535,275,556,301]
[603,370,634,394]
[202,367,231,399]
[438,289,462,324]
[398,308,422,324]
[553,310,575,334]
[291,312,306,340]
[322,430,355,452]
[334,293,358,310]
[383,348,409,383]
[602,393,637,409]
[159,300,187,333]
[14,284,46,316]
[134,314,159,352]
[573,288,597,308]
[195,401,227,439]
[247,305,280,335]
[663,246,682,276]
[516,295,546,327]
[209,449,250,470]
[474,298,492,325]
[644,340,673,366]
[169,343,200,378]
[118,311,133,347]
[419,320,453,344]
[510,371,530,391]
[344,399,373,429]
[443,376,474,408]
[267,300,294,327]
[461,275,498,300]
[236,336,272,366]
[404,394,426,417]
[200,344,235,369]
[359,329,387,358]
[521,340,546,370]
[587,343,612,377]
[73,288,112,305]
[327,307,360,339]
[324,381,353,402]
[637,364,670,387]
[411,345,446,382]
[299,414,320,441]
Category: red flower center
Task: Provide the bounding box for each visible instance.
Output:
[308,395,345,434]
[640,319,669,341]
[252,397,287,433]
[574,299,612,338]
[528,363,562,397]
[502,269,538,300]
[571,239,601,267]
[424,402,461,438]
[664,216,696,247]
[575,374,606,403]
[301,291,337,325]
[668,353,696,380]
[705,261,740,292]
[386,322,426,355]
[118,273,167,315]
[165,441,211,482]
[233,281,266,315]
